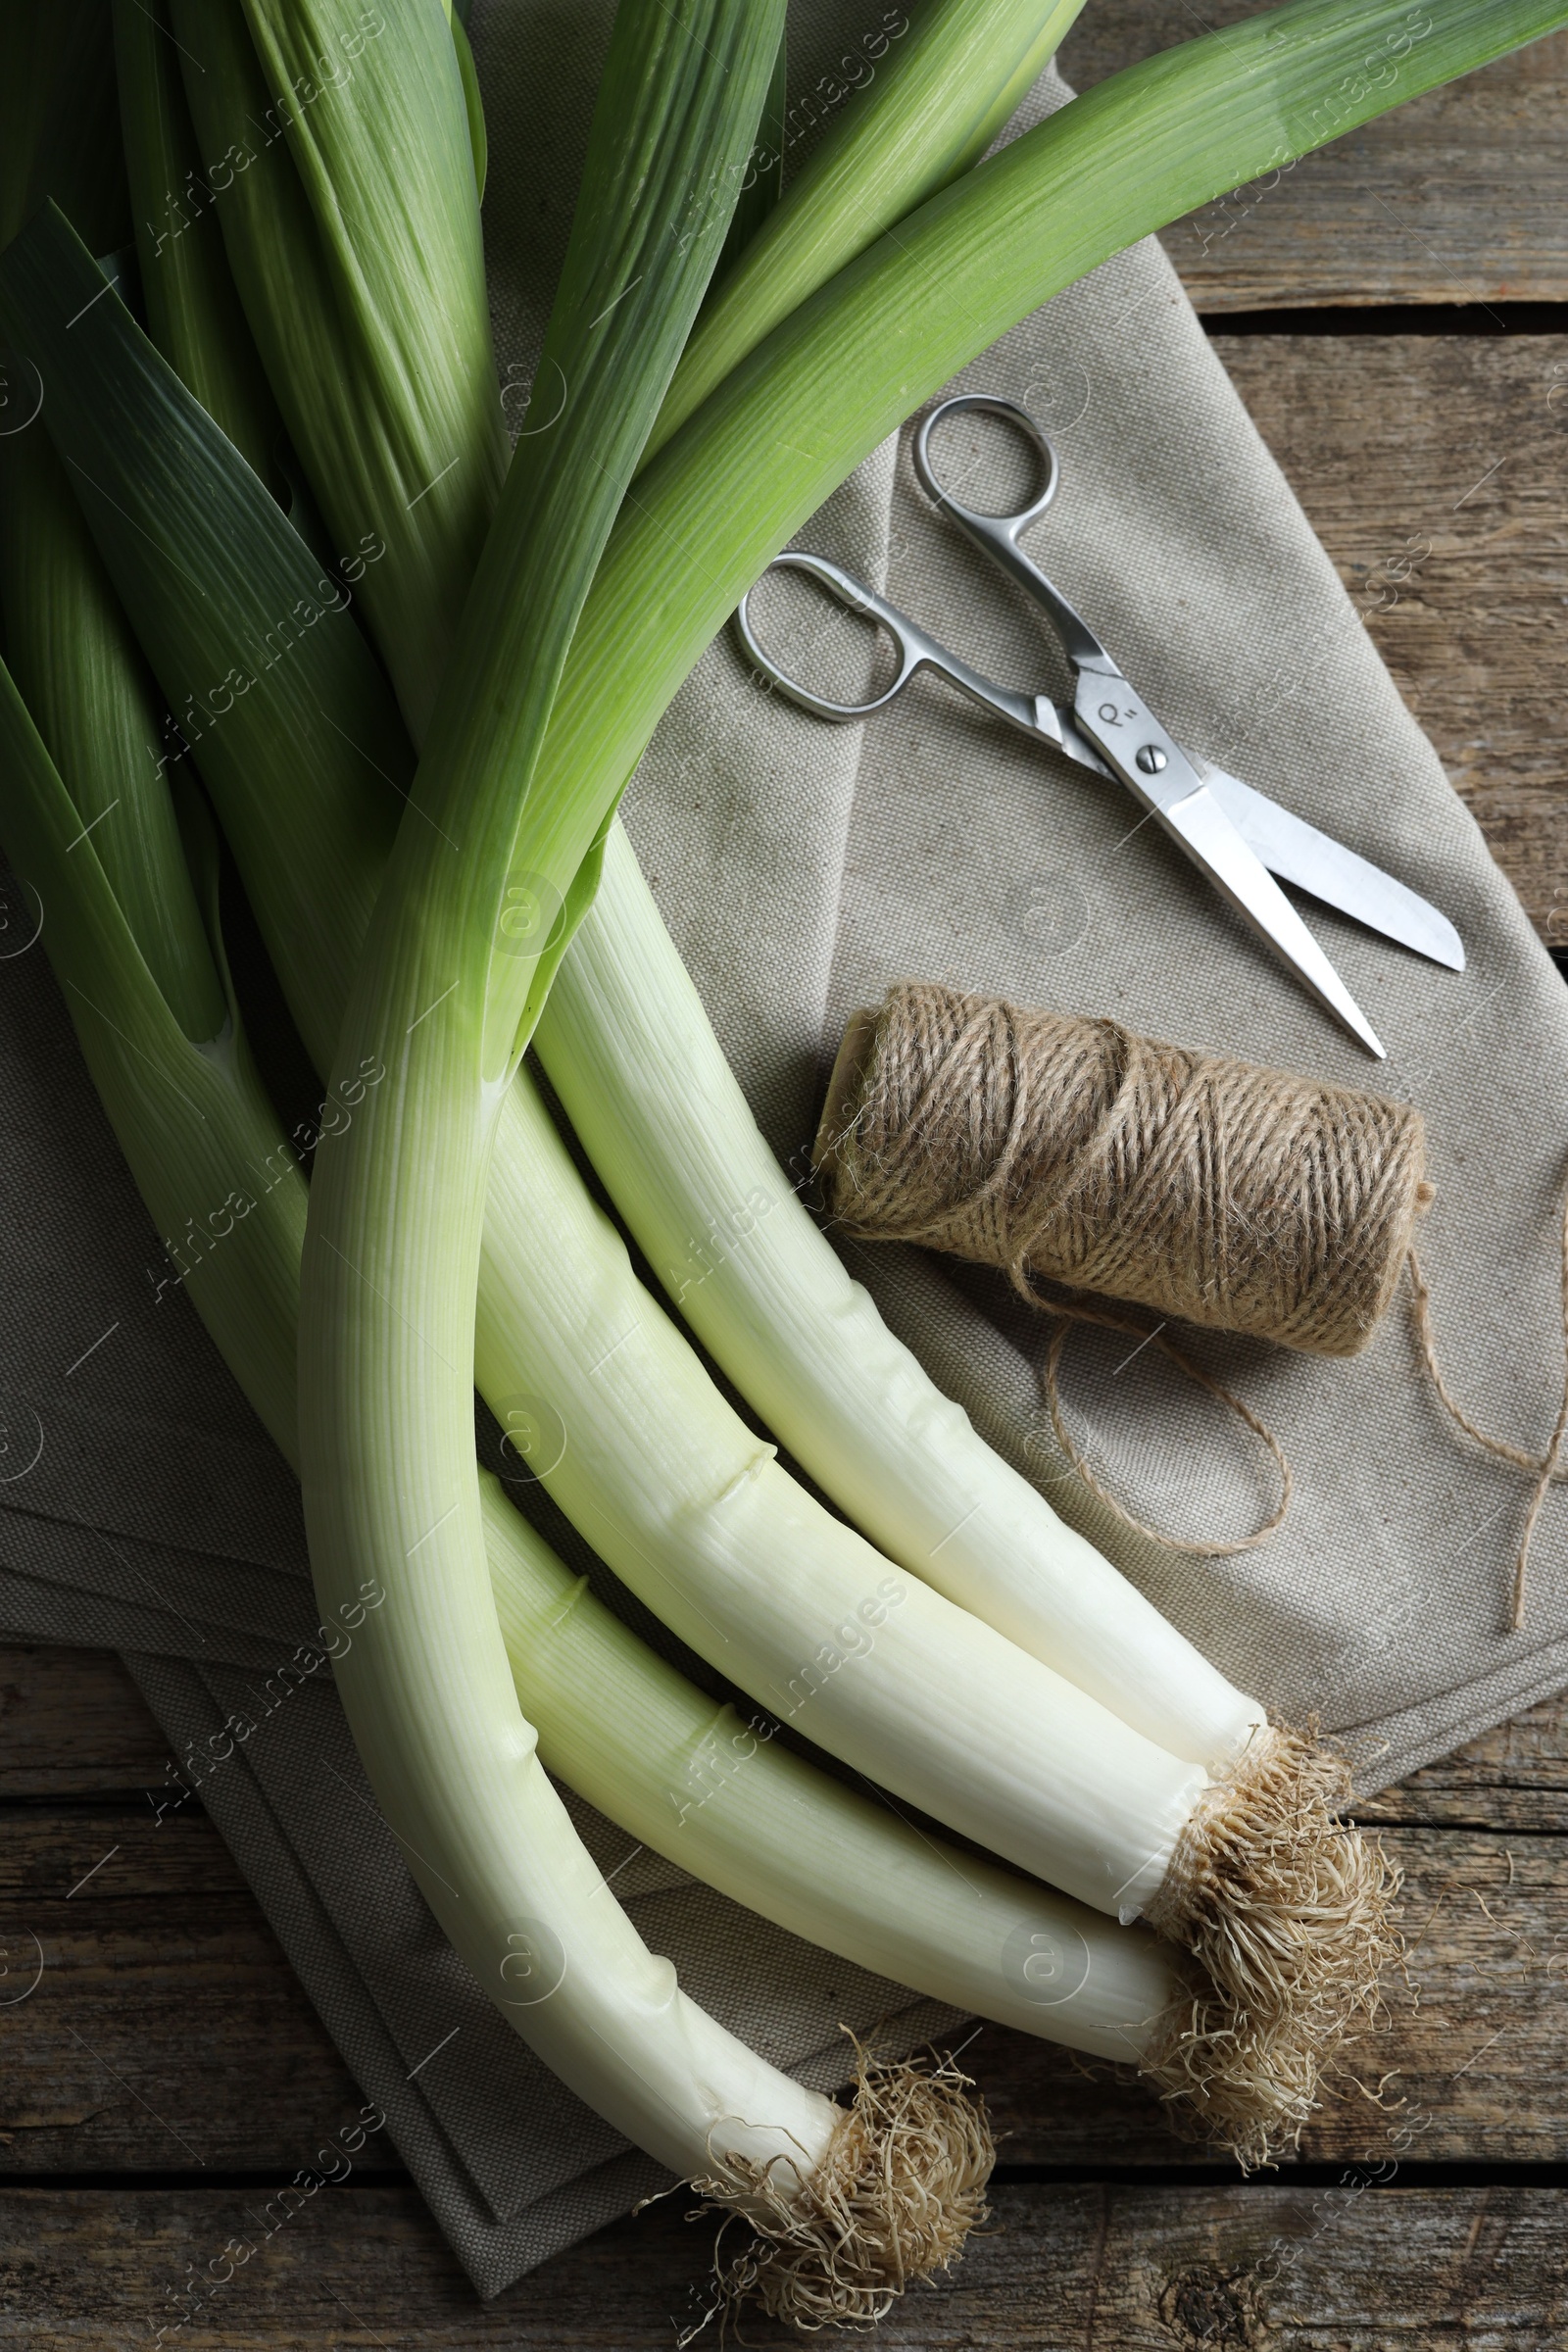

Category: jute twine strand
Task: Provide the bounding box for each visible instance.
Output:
[817,980,1568,1620]
[1034,1298,1293,1557]
[815,980,1435,1565]
[1407,1200,1568,1630]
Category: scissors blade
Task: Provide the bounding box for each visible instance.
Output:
[1156,784,1386,1057]
[1035,706,1463,975]
[1199,764,1465,972]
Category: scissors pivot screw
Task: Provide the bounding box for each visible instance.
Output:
[1135,744,1168,775]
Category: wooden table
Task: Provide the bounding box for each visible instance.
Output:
[6,12,1568,2344]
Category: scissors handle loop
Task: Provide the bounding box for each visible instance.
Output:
[913,394,1115,676]
[735,550,1039,733]
[912,392,1060,536]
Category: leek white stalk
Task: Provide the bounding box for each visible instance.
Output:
[485,1483,1187,2065]
[482,1022,1210,1921]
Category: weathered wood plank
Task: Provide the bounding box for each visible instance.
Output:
[0,1800,390,2177]
[0,1648,167,1798]
[978,1823,1568,2167]
[0,1714,1563,2171]
[3,2180,1565,2347]
[1363,1689,1568,1833]
[1060,8,1568,311]
[1212,331,1568,936]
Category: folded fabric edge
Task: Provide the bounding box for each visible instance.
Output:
[125,1650,598,2295]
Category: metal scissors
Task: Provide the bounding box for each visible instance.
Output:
[736,392,1464,1057]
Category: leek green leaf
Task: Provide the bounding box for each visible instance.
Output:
[113,0,284,484]
[168,0,505,738]
[710,20,787,287]
[0,426,225,1041]
[0,202,410,1076]
[0,650,305,1453]
[652,0,1088,458]
[0,0,129,253]
[529,0,1568,995]
[450,5,486,203]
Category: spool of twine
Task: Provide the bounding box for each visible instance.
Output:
[813,981,1568,1617]
[816,981,1431,1356]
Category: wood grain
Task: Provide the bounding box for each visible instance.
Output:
[0,1647,169,1798]
[1,1654,1565,2187]
[978,1824,1568,2168]
[1365,1687,1568,1833]
[0,1901,390,2179]
[4,2180,1566,2348]
[0,1696,390,2176]
[1061,8,1568,311]
[1212,332,1568,934]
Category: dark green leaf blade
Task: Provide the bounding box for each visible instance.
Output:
[113,0,285,484]
[0,202,409,1076]
[0,423,225,1041]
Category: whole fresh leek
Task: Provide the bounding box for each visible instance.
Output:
[289,0,1004,2319]
[1,192,1314,2200]
[210,0,1549,2138]
[0,24,998,2299]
